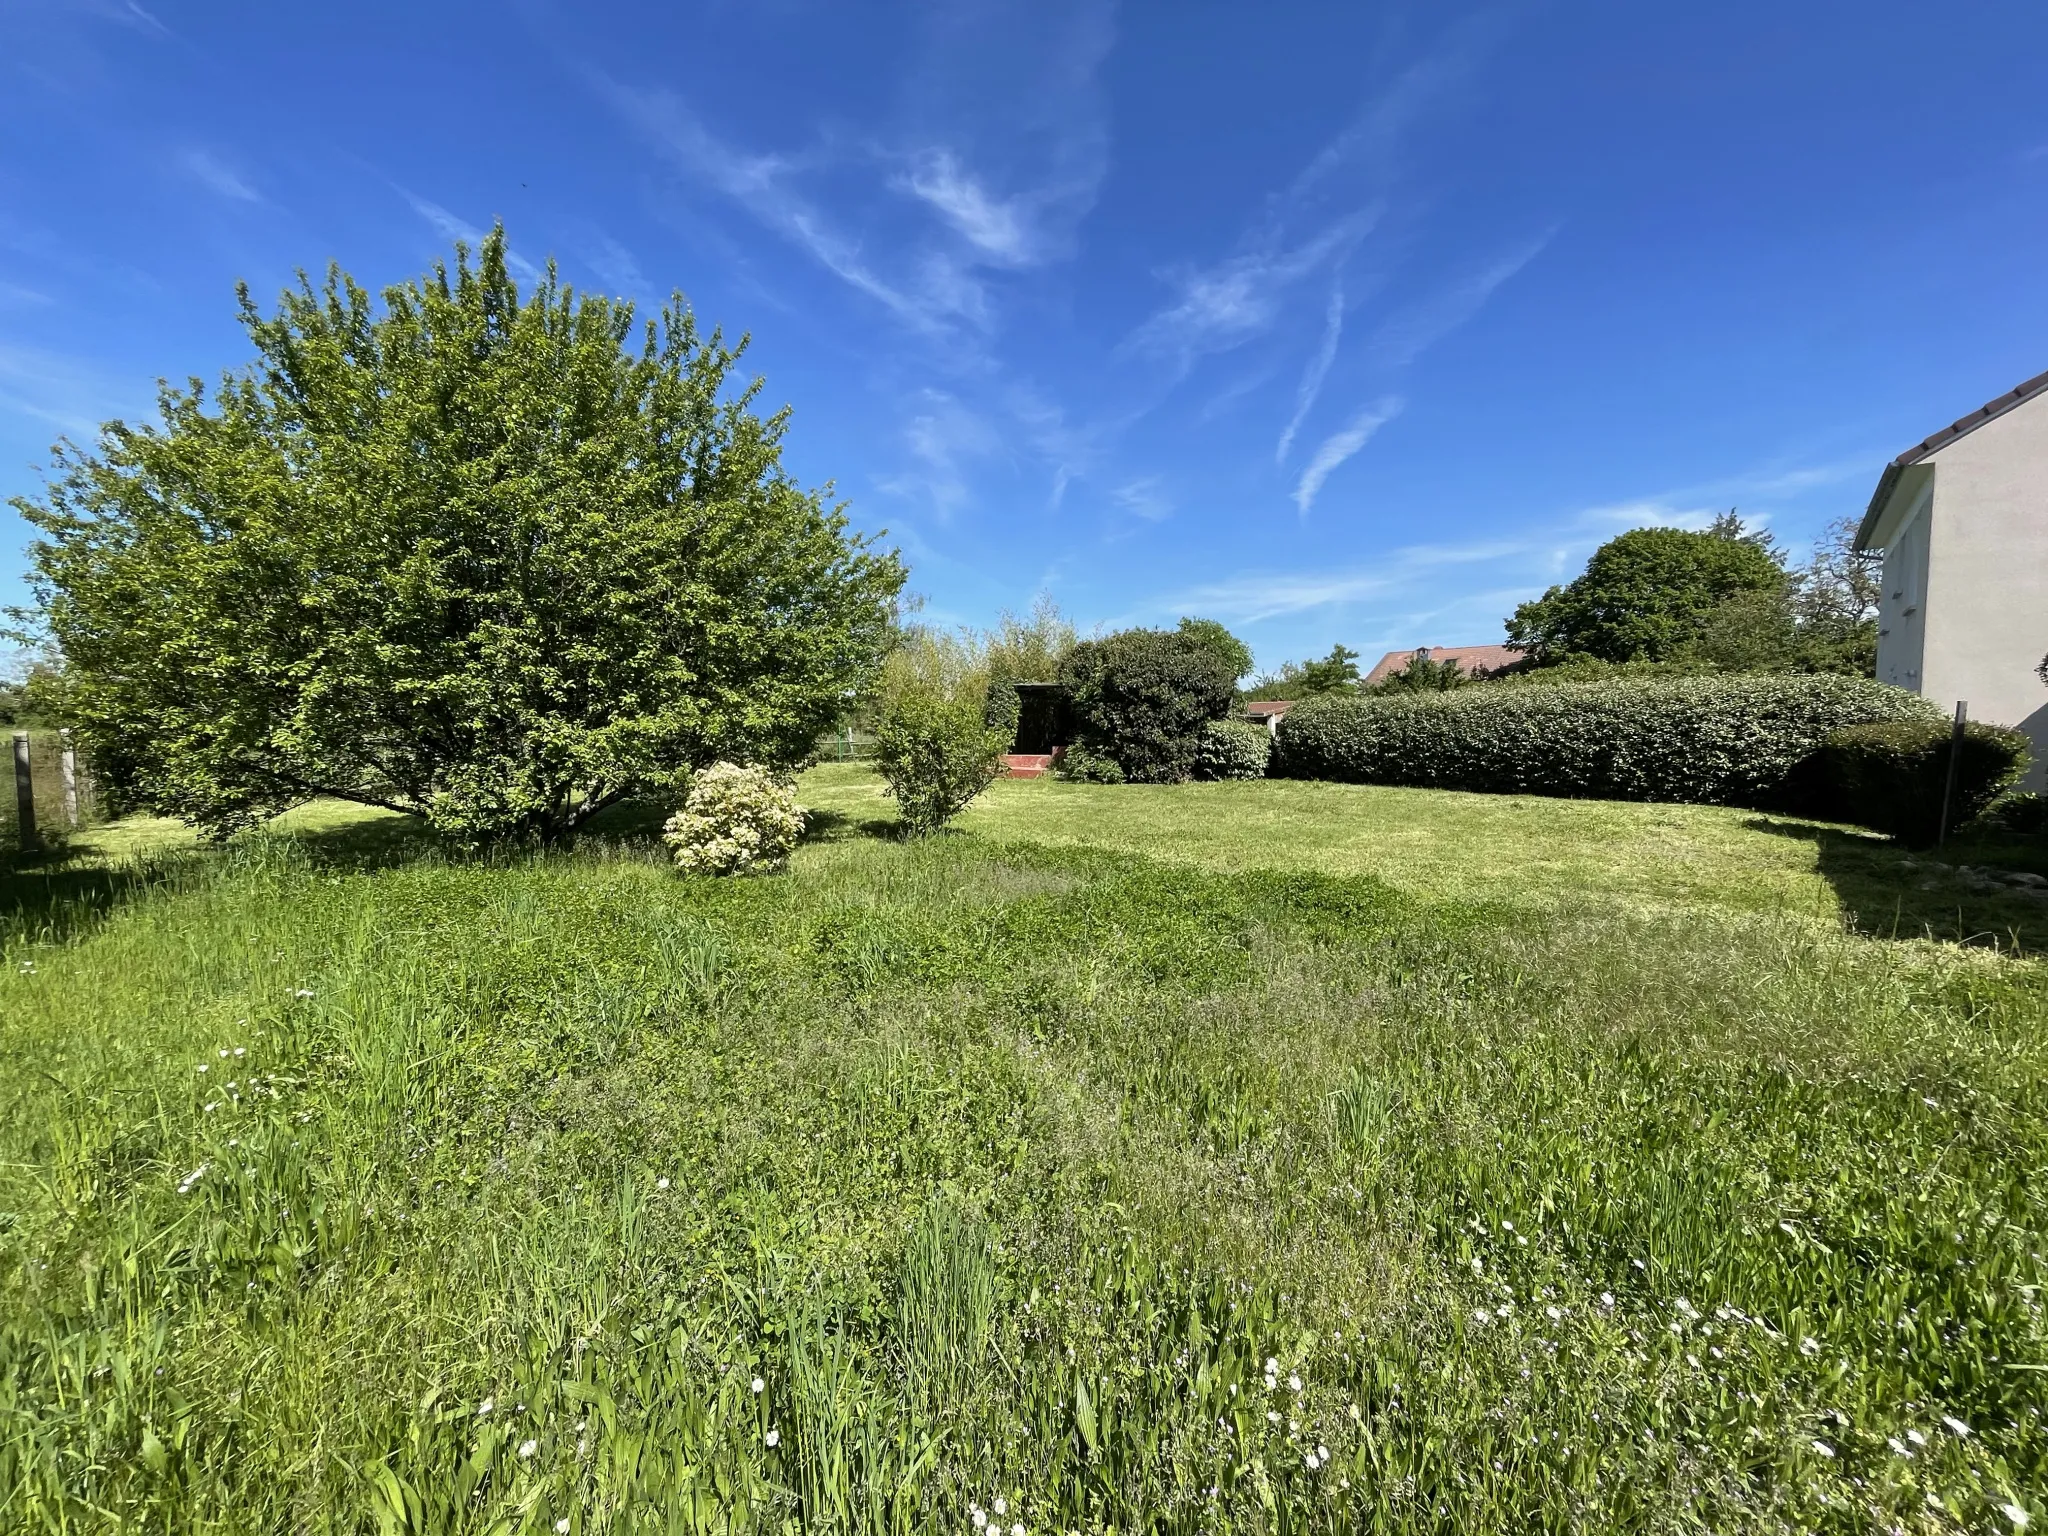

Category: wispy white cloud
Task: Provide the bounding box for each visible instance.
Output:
[578,231,646,294]
[597,80,975,333]
[900,150,1035,265]
[1368,227,1556,370]
[1110,476,1172,523]
[400,192,542,284]
[0,341,136,439]
[875,391,1003,521]
[182,149,260,203]
[1293,395,1403,516]
[1276,279,1343,462]
[0,279,54,309]
[1125,212,1374,370]
[72,0,169,36]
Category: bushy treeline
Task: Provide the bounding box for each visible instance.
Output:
[1273,674,1946,809]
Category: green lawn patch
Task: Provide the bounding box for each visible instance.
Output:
[2,782,2045,1530]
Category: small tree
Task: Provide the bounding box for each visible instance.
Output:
[14,229,904,843]
[874,627,1010,836]
[1246,644,1361,701]
[1364,649,1468,696]
[1059,627,1236,782]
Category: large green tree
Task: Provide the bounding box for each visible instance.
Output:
[14,230,904,843]
[1507,522,1785,664]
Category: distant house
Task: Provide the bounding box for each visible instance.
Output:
[1242,699,1294,735]
[1855,368,2048,789]
[1362,644,1527,687]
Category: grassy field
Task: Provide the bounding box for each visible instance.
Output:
[2,772,2045,1531]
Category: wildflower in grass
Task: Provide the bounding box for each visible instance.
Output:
[1811,1440,1834,1458]
[1267,1410,1280,1424]
[1474,1308,1491,1324]
[993,1498,1006,1516]
[477,1398,494,1416]
[1600,1292,1613,1307]
[970,1507,986,1529]
[204,1102,219,1113]
[1010,1525,1023,1536]
[197,1064,208,1073]
[1800,1336,1820,1355]
[1906,1428,1926,1445]
[1888,1437,1911,1457]
[233,1047,245,1057]
[555,1522,570,1534]
[656,1177,670,1190]
[751,1376,764,1395]
[765,1428,779,1447]
[293,989,314,998]
[2004,1503,2029,1528]
[1288,1373,1301,1391]
[1942,1415,1971,1437]
[519,1439,538,1458]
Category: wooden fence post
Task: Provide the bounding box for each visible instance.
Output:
[60,728,79,827]
[11,731,36,854]
[1936,701,1967,849]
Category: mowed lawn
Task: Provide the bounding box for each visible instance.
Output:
[807,762,2048,948]
[1,772,2045,1532]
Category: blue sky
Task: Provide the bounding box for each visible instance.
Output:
[3,1,2046,676]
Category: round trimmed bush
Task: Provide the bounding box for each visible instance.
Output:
[1058,629,1236,783]
[1810,719,2029,846]
[1193,719,1272,780]
[1272,674,1942,807]
[662,762,806,874]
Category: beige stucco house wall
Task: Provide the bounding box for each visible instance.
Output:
[1857,369,2048,791]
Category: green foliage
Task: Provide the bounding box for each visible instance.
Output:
[1810,720,2030,847]
[1980,792,2048,836]
[1487,655,1721,687]
[1173,616,1254,684]
[981,676,1022,741]
[1274,673,1942,806]
[3,816,2046,1530]
[1057,628,1236,783]
[1052,744,1125,783]
[0,663,72,729]
[983,594,1077,686]
[1242,643,1362,702]
[661,761,806,874]
[1191,718,1271,780]
[874,694,1010,837]
[13,228,903,845]
[1508,524,1787,664]
[1364,649,1470,696]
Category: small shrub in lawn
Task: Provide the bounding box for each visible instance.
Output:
[1054,745,1125,784]
[662,761,805,874]
[1193,719,1271,780]
[1058,628,1236,783]
[1273,673,1941,806]
[1811,719,2030,846]
[875,693,1010,836]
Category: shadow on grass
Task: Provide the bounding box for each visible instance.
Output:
[0,853,190,946]
[1744,817,2048,954]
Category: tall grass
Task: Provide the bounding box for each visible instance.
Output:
[1,827,2044,1532]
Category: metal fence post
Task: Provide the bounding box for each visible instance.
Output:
[1936,701,1967,849]
[11,731,36,854]
[59,728,79,827]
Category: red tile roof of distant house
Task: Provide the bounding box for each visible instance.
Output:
[1243,699,1294,718]
[1363,644,1528,686]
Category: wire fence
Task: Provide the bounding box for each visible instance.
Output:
[816,728,879,763]
[4,729,104,854]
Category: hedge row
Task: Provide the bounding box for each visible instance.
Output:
[1271,674,1945,807]
[1809,719,2028,847]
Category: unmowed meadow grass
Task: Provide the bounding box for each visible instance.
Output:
[1,810,2045,1533]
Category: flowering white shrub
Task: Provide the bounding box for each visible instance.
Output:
[662,762,805,875]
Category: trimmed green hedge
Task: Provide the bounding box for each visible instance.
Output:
[1810,720,2029,846]
[1271,674,1943,806]
[1193,719,1271,780]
